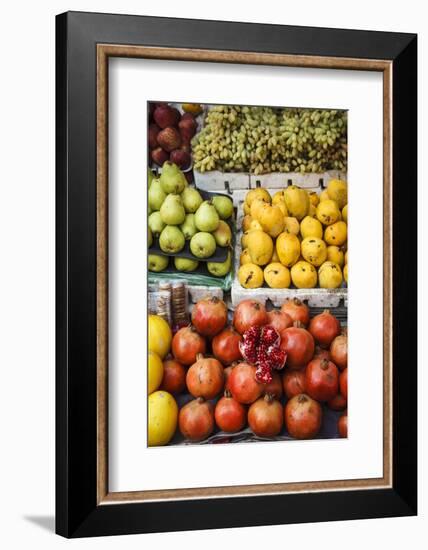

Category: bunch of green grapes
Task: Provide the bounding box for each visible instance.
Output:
[192,105,347,175]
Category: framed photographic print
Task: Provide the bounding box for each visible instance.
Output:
[56,11,417,538]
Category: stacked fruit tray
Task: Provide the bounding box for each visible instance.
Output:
[148,296,348,447]
[148,164,234,283]
[231,179,348,308]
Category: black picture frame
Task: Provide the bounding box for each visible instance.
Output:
[56,11,417,538]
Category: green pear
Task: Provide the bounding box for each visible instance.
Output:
[148,179,166,211]
[159,225,185,254]
[194,200,219,232]
[180,213,198,240]
[160,162,187,194]
[160,194,185,225]
[174,257,199,272]
[148,211,165,236]
[190,232,216,259]
[148,226,153,248]
[212,195,234,220]
[181,186,203,213]
[148,168,155,188]
[212,220,232,247]
[207,251,232,277]
[148,254,169,272]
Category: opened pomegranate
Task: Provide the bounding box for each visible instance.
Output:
[266,310,293,333]
[233,299,268,335]
[263,371,283,399]
[186,354,224,399]
[172,325,206,365]
[330,331,348,370]
[338,412,348,438]
[305,357,339,402]
[212,326,242,365]
[280,322,315,369]
[327,392,347,411]
[339,368,348,399]
[282,368,306,399]
[160,358,186,394]
[248,394,283,437]
[280,298,310,326]
[228,362,263,404]
[214,390,247,433]
[179,397,214,441]
[285,393,322,439]
[308,310,341,348]
[314,346,331,361]
[191,296,228,337]
[239,325,286,383]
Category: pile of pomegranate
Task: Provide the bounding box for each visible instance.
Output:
[163,296,348,443]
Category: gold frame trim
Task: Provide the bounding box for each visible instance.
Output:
[96,44,393,505]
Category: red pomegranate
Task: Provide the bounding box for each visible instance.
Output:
[212,326,242,365]
[285,393,322,439]
[280,322,315,369]
[327,392,347,411]
[282,368,306,399]
[228,362,263,404]
[214,390,247,433]
[172,325,206,365]
[160,359,186,394]
[179,397,214,441]
[266,310,293,333]
[186,354,224,399]
[338,412,348,438]
[314,346,331,361]
[248,394,283,437]
[305,357,339,402]
[191,296,228,337]
[330,331,348,370]
[223,365,234,390]
[233,300,268,335]
[263,371,283,399]
[280,298,310,326]
[339,368,348,399]
[308,310,341,348]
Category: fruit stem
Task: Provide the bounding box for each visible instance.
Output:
[293,320,304,328]
[196,353,204,361]
[321,358,330,370]
[297,394,308,404]
[224,389,232,398]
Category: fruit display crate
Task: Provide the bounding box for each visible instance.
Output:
[194,170,346,192]
[232,195,348,309]
[158,300,346,446]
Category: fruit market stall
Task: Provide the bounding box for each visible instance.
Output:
[147,101,348,446]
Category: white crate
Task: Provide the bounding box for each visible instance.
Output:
[250,171,346,189]
[194,170,346,193]
[193,170,250,192]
